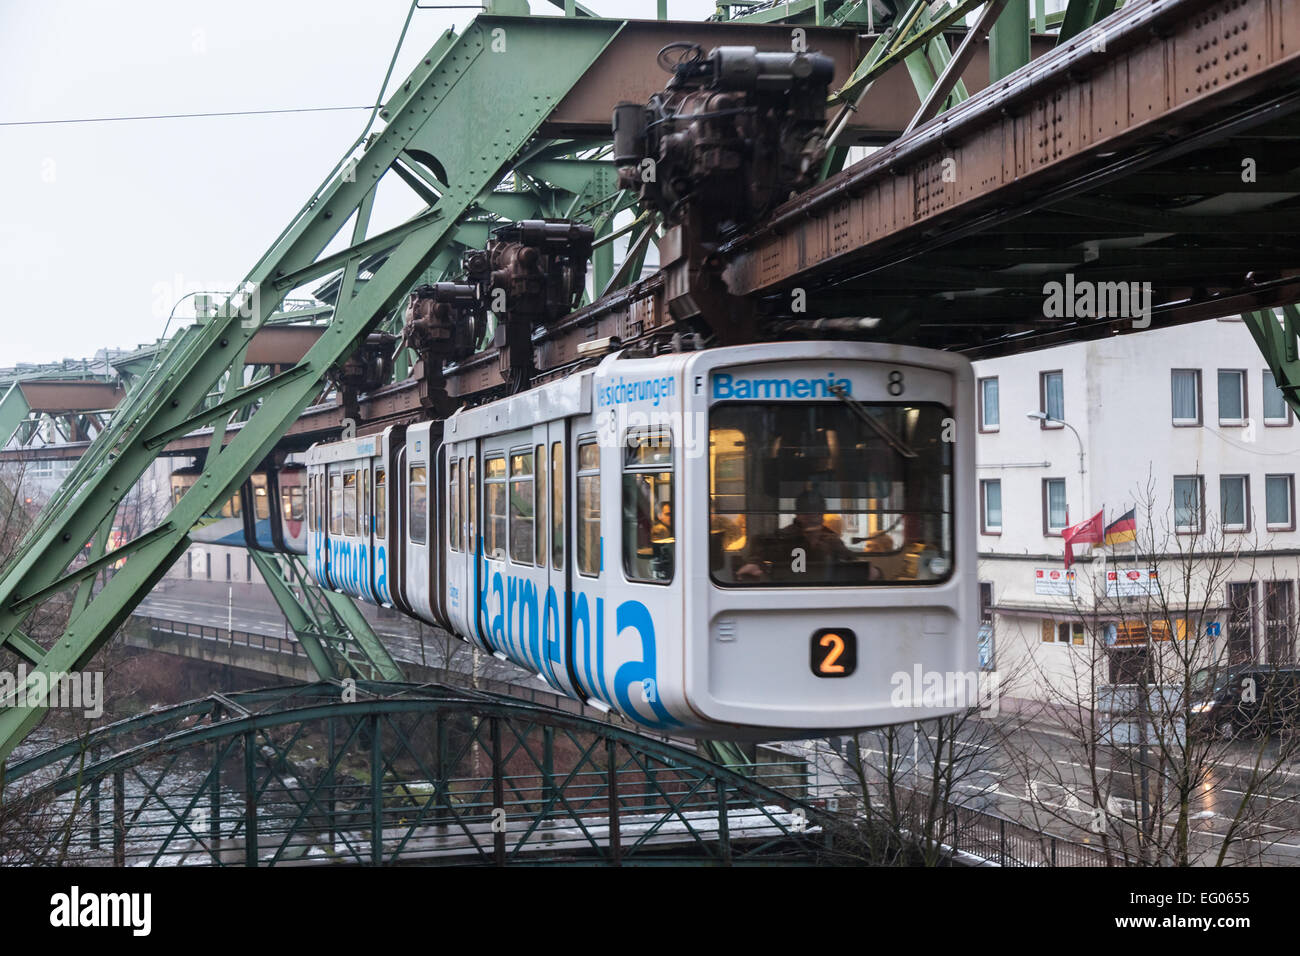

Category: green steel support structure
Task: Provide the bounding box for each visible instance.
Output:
[0,385,29,451]
[1244,306,1300,421]
[249,551,402,682]
[0,16,627,763]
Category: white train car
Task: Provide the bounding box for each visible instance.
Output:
[306,340,977,738]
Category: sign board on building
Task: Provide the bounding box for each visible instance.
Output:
[1106,567,1159,597]
[1034,568,1076,596]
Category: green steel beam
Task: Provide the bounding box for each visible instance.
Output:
[1244,306,1300,420]
[903,0,1004,135]
[989,0,1030,81]
[248,551,402,682]
[0,15,625,762]
[0,384,30,450]
[1056,0,1118,45]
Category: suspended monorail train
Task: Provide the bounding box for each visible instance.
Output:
[300,341,977,738]
[171,461,308,553]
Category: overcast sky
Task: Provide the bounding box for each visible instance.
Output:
[0,0,713,366]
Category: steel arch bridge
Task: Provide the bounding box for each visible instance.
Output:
[0,682,842,866]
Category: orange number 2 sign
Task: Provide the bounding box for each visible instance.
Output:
[818,633,846,674]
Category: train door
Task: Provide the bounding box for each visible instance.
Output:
[389,434,415,617]
[403,423,436,626]
[443,438,474,645]
[371,450,392,607]
[541,421,579,696]
[357,456,377,604]
[568,428,608,708]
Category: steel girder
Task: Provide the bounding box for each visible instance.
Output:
[248,551,402,683]
[0,385,29,451]
[2,682,827,867]
[0,16,626,763]
[1244,306,1300,420]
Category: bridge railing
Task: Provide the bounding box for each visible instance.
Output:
[142,616,304,657]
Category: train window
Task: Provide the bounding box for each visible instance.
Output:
[467,456,477,550]
[409,465,427,544]
[551,442,564,570]
[576,441,600,577]
[329,472,342,535]
[306,475,314,531]
[449,459,461,552]
[220,493,241,519]
[253,475,270,521]
[509,451,535,566]
[534,444,546,567]
[282,485,304,522]
[484,455,507,560]
[622,428,674,584]
[374,469,386,539]
[343,471,357,536]
[709,402,954,587]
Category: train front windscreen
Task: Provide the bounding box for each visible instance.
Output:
[708,401,953,586]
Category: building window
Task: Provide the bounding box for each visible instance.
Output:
[980,479,1002,534]
[1220,475,1249,532]
[1173,475,1204,533]
[1264,370,1292,426]
[1265,581,1295,665]
[576,441,600,577]
[978,583,995,670]
[1042,478,1067,534]
[1039,371,1064,426]
[1266,474,1295,530]
[1170,369,1201,426]
[1227,582,1257,665]
[978,377,999,431]
[1217,369,1247,425]
[1041,619,1084,645]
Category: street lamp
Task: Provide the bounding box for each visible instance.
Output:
[1027,411,1087,515]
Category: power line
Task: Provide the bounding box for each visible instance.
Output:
[0,105,375,128]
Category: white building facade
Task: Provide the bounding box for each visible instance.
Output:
[973,317,1300,702]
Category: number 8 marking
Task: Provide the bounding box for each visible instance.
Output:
[819,633,846,674]
[888,370,905,396]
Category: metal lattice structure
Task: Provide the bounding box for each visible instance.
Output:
[1,682,833,866]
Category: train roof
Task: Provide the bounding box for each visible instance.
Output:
[305,431,385,465]
[445,364,593,440]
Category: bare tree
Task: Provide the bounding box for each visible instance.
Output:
[1002,475,1300,865]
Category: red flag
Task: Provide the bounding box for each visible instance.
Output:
[1062,509,1104,569]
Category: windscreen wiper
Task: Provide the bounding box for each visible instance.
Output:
[829,384,919,459]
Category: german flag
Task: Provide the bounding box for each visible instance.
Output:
[1103,508,1137,547]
